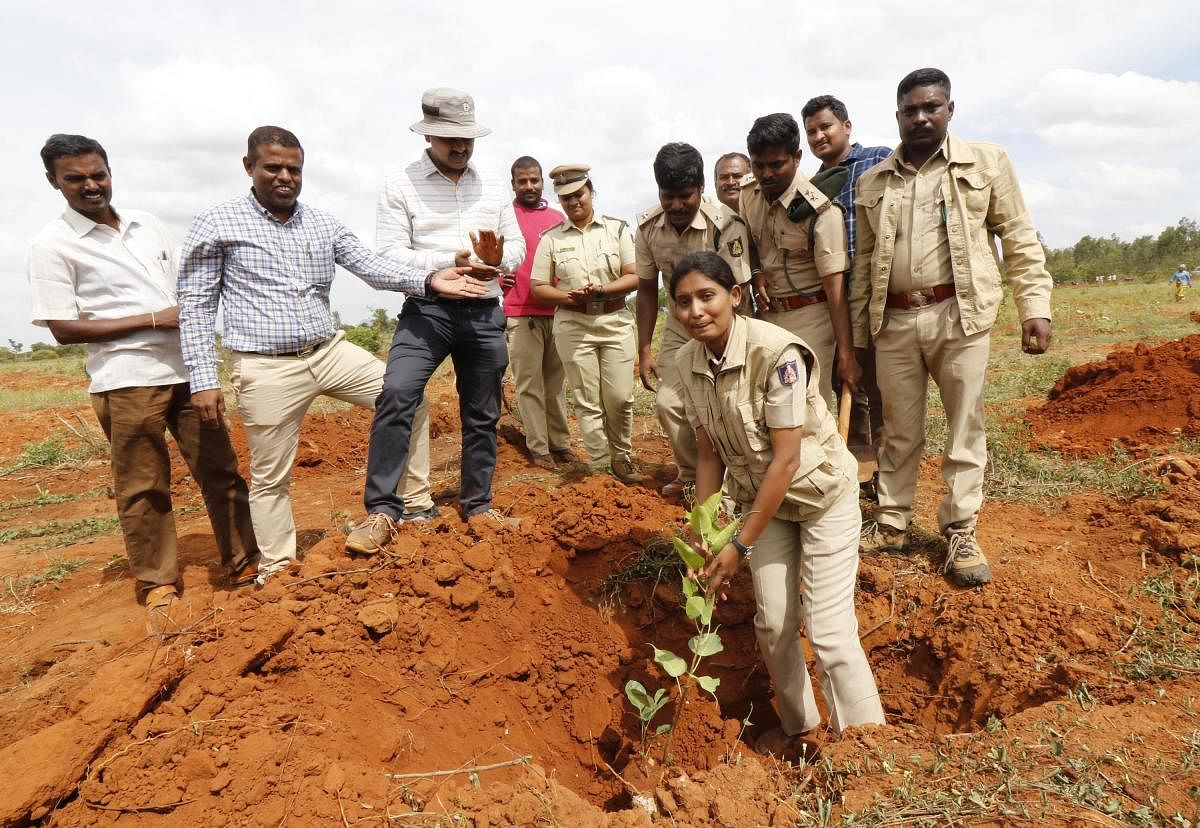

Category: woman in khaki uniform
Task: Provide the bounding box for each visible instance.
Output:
[530,165,643,483]
[672,251,884,753]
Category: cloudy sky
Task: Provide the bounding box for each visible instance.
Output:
[4,0,1198,347]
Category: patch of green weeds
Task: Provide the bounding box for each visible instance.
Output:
[0,487,97,512]
[0,556,89,614]
[0,515,120,548]
[1123,560,1200,681]
[0,432,104,476]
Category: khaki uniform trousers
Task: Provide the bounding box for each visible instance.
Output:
[504,315,571,457]
[873,299,990,532]
[553,308,635,467]
[91,382,257,596]
[748,486,885,735]
[762,303,837,410]
[654,322,696,481]
[231,332,430,573]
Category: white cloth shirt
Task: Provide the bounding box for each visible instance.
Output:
[375,152,525,300]
[26,207,186,393]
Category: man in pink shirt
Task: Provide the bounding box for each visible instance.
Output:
[505,157,574,470]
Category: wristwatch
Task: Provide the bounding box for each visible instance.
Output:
[731,535,754,558]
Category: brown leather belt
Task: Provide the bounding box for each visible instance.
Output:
[885,283,956,309]
[768,290,827,312]
[251,338,331,358]
[566,298,626,315]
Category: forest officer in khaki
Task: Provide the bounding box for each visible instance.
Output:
[530,164,643,483]
[635,142,751,499]
[851,68,1052,587]
[740,113,860,408]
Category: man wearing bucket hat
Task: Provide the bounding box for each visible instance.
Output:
[348,88,524,552]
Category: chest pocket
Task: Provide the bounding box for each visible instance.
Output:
[552,245,586,288]
[952,168,997,217]
[736,402,770,456]
[776,216,812,256]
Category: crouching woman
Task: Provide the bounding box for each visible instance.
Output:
[672,251,885,752]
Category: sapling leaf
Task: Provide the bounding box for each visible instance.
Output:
[700,595,715,626]
[709,520,738,553]
[688,632,724,657]
[687,506,713,544]
[699,491,724,524]
[684,595,706,620]
[671,536,705,571]
[655,724,672,735]
[653,646,688,678]
[680,575,697,598]
[625,679,650,711]
[695,674,721,699]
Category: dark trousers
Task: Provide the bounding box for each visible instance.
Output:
[91,382,258,596]
[364,298,508,518]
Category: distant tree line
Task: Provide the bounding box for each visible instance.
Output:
[1045,217,1200,284]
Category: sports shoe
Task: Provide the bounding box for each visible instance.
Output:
[469,508,521,529]
[943,525,993,586]
[530,453,558,471]
[399,505,440,523]
[859,520,909,555]
[611,455,645,484]
[345,512,397,555]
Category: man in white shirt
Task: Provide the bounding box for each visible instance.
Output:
[25,134,259,621]
[347,88,524,551]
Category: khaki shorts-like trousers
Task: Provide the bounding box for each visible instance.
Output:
[748,487,885,735]
[553,309,635,467]
[761,303,837,410]
[90,382,257,596]
[873,299,990,533]
[655,321,696,482]
[231,332,430,573]
[505,315,571,457]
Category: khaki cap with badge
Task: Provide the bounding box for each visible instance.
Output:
[549,164,591,195]
[410,87,491,138]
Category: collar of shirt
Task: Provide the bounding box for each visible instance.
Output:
[655,206,707,234]
[563,214,606,233]
[700,314,748,378]
[513,197,549,212]
[62,205,141,238]
[416,150,479,184]
[245,190,305,224]
[770,170,809,208]
[887,132,982,176]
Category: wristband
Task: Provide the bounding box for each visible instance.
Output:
[731,535,754,558]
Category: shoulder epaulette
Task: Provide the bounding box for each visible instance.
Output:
[637,204,663,228]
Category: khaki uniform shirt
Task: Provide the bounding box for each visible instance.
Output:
[635,198,751,343]
[531,213,635,329]
[677,315,856,521]
[849,133,1053,347]
[889,146,954,293]
[739,171,849,298]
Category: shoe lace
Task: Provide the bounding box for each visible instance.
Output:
[363,512,396,536]
[944,531,977,573]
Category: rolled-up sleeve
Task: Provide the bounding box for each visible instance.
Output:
[26,241,79,325]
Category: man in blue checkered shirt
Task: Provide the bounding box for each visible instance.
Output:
[802,96,892,463]
[178,125,489,583]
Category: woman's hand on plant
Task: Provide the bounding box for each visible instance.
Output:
[701,543,740,602]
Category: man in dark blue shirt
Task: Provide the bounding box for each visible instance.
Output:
[802,95,892,466]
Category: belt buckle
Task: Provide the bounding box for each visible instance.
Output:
[587,298,605,315]
[911,291,931,308]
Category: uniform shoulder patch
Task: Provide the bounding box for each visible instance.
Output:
[738,172,756,187]
[726,238,744,257]
[776,359,800,386]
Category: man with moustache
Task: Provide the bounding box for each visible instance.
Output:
[713,152,751,213]
[28,133,259,621]
[740,114,860,408]
[505,156,573,470]
[850,68,1053,586]
[635,143,752,498]
[802,95,892,462]
[347,87,524,553]
[179,126,486,583]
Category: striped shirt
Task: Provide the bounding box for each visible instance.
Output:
[827,142,892,262]
[376,152,524,300]
[178,193,430,392]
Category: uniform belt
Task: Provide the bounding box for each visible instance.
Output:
[250,337,332,358]
[885,283,956,309]
[768,290,827,312]
[433,296,500,308]
[566,298,626,316]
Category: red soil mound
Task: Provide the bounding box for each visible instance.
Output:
[1028,334,1200,457]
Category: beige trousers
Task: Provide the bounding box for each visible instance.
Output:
[762,303,837,409]
[231,332,431,573]
[505,315,571,456]
[873,299,990,533]
[655,322,696,482]
[748,486,885,735]
[553,309,635,467]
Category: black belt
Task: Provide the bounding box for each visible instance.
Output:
[250,338,331,358]
[431,296,500,308]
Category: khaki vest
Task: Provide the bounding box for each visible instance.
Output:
[677,316,855,520]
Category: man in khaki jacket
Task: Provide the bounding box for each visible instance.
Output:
[635,142,751,498]
[850,68,1053,587]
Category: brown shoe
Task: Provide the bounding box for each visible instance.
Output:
[943,525,993,586]
[228,554,261,589]
[859,520,909,555]
[551,447,578,465]
[530,453,558,471]
[345,512,397,556]
[145,584,180,635]
[611,455,645,484]
[469,508,521,529]
[660,478,688,499]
